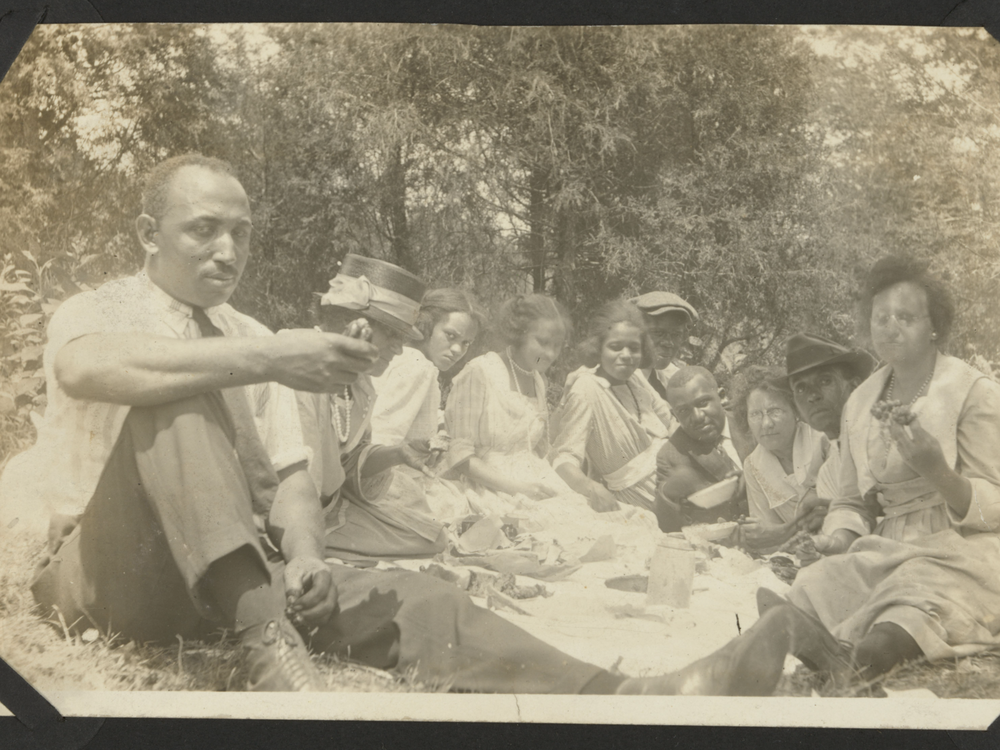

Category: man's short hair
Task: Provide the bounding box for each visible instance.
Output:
[666,365,717,394]
[141,154,238,220]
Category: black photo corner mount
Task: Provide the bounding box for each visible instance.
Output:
[0,0,999,746]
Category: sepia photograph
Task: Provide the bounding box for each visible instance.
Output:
[0,22,999,729]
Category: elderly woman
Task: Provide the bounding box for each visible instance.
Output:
[761,256,1000,682]
[733,366,829,550]
[295,255,447,563]
[550,300,675,513]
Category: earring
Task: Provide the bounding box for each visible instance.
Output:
[931,332,938,340]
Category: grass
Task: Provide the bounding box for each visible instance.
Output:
[776,652,1000,699]
[0,531,428,694]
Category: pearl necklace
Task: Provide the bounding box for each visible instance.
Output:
[886,367,933,406]
[332,386,353,443]
[505,347,535,396]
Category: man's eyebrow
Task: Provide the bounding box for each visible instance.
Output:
[184,214,253,225]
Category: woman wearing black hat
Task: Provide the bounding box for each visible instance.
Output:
[295,255,448,563]
[761,256,1000,683]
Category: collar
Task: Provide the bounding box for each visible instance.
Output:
[138,272,225,337]
[670,423,723,456]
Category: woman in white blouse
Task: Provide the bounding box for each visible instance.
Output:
[732,366,829,551]
[370,288,484,521]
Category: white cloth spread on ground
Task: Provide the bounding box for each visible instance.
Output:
[378,350,794,678]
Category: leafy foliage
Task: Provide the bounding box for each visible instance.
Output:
[1,25,999,462]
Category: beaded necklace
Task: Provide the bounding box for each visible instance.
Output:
[332,386,353,443]
[885,367,933,406]
[505,347,535,396]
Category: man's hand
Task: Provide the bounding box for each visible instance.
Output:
[267,329,379,392]
[284,556,338,629]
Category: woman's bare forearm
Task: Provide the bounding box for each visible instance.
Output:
[465,456,523,495]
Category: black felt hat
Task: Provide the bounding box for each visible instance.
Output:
[785,333,876,382]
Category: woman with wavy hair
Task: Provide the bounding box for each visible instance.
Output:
[731,365,829,551]
[369,288,485,522]
[441,294,658,536]
[550,300,675,513]
[758,256,1000,683]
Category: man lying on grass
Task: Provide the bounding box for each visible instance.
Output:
[5,153,839,694]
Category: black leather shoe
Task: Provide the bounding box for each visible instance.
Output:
[243,619,325,692]
[756,588,853,677]
[616,604,796,697]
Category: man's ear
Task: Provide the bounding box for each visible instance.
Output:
[136,214,159,255]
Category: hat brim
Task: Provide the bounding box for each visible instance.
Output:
[365,306,423,341]
[786,349,876,381]
[645,306,697,322]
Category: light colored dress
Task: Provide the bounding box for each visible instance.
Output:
[441,352,659,546]
[371,347,440,446]
[788,353,1000,660]
[296,376,447,564]
[743,422,829,525]
[369,346,471,523]
[550,366,675,513]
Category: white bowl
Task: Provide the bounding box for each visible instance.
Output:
[687,476,739,509]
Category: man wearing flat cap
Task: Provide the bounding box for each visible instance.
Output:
[785,333,876,525]
[631,291,698,402]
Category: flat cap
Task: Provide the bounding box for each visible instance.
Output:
[630,291,699,322]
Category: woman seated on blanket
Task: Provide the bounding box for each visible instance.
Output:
[295,255,448,563]
[441,294,572,505]
[440,294,658,537]
[757,255,1000,683]
[369,288,485,521]
[732,366,829,551]
[550,300,676,514]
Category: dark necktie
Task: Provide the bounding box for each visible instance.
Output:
[191,307,279,516]
[647,368,668,401]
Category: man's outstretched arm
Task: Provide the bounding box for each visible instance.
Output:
[55,329,379,406]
